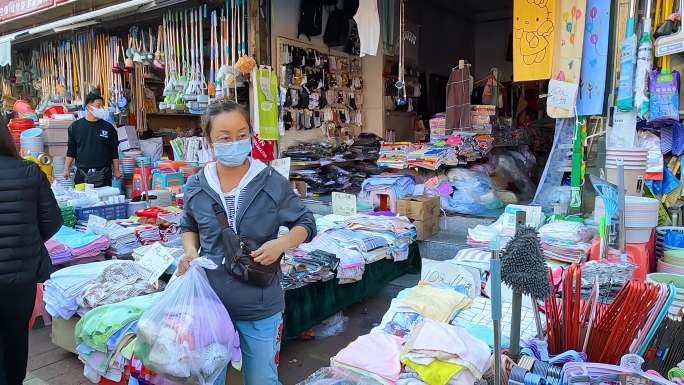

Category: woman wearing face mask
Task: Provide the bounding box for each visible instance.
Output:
[176,99,316,385]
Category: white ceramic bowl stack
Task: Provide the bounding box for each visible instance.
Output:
[20,128,44,155]
[595,196,660,243]
[606,147,648,196]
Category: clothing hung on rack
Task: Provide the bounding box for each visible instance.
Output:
[353,0,381,57]
[446,65,472,132]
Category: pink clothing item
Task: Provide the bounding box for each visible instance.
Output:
[333,333,404,384]
[404,318,491,378]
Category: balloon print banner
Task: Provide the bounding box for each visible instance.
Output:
[576,0,611,116]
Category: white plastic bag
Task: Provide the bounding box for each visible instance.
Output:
[296,367,383,385]
[134,258,241,385]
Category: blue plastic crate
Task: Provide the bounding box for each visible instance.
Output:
[75,202,128,221]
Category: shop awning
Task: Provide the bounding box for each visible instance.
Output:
[0,0,155,51]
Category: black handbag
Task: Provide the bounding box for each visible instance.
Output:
[213,203,279,288]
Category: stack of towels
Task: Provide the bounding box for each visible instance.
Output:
[94,222,140,256]
[44,260,122,319]
[135,225,162,245]
[45,239,72,264]
[75,293,161,383]
[46,226,110,264]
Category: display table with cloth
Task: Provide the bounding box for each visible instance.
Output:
[50,244,421,349]
[283,242,421,339]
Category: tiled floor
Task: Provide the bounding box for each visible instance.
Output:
[24,274,419,385]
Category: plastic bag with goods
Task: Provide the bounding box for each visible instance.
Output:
[134,258,241,385]
[431,168,503,215]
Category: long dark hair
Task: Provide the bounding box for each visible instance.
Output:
[0,116,19,158]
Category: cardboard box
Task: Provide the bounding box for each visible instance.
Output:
[51,316,79,353]
[397,196,441,221]
[414,217,440,240]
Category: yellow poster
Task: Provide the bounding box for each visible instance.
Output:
[513,0,557,82]
[548,0,587,118]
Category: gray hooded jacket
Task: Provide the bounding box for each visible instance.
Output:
[181,166,316,320]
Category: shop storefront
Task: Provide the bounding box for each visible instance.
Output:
[0,0,683,384]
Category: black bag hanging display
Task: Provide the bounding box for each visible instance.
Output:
[298,0,323,40]
[324,9,351,48]
[345,20,361,56]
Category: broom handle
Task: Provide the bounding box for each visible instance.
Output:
[509,210,526,358]
[510,290,522,358]
[490,240,502,385]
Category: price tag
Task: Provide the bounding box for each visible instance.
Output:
[271,157,291,180]
[136,243,175,285]
[608,110,637,147]
[421,259,480,298]
[548,79,579,112]
[332,192,357,216]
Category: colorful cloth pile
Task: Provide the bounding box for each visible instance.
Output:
[44,260,123,320]
[92,221,140,256]
[77,261,159,311]
[46,226,110,264]
[377,143,416,169]
[281,249,339,290]
[327,280,479,385]
[75,293,161,383]
[135,225,162,245]
[538,222,594,264]
[400,318,491,385]
[470,104,496,133]
[159,224,181,243]
[45,239,71,264]
[282,214,416,288]
[407,145,447,170]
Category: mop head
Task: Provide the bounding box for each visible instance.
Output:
[500,227,551,299]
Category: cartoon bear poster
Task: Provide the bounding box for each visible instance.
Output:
[513,0,557,82]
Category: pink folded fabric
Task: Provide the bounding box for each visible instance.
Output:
[405,318,491,378]
[333,333,404,383]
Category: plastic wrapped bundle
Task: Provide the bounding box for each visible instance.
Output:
[439,168,503,215]
[134,258,241,385]
[297,367,384,385]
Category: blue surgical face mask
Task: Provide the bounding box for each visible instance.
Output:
[89,107,108,120]
[213,139,251,167]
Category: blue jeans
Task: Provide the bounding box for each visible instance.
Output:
[213,312,283,385]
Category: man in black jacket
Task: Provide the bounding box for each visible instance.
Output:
[0,119,62,385]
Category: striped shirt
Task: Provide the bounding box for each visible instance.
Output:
[204,159,267,229]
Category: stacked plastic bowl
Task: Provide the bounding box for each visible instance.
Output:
[20,128,44,155]
[646,273,684,319]
[595,196,659,243]
[605,147,648,196]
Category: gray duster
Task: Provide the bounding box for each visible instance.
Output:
[181,166,316,320]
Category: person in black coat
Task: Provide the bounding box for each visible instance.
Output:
[0,118,62,385]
